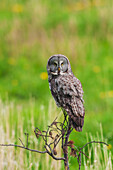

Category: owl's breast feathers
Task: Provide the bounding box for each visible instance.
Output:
[49,74,85,132]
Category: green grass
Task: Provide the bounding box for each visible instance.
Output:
[0,0,113,169]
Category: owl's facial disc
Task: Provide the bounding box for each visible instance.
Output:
[48,55,68,75]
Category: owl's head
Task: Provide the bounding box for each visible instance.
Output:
[47,54,72,76]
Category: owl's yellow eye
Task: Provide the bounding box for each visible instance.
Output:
[54,63,57,66]
[61,63,63,66]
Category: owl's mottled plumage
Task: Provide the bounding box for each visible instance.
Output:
[47,54,85,132]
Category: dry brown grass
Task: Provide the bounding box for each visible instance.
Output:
[0,99,62,169]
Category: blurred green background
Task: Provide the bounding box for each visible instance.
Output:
[0,0,113,169]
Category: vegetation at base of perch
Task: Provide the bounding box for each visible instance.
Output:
[0,99,112,169]
[0,112,109,170]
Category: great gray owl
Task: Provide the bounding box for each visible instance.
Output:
[47,54,85,132]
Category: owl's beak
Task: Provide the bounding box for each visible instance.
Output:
[58,67,60,72]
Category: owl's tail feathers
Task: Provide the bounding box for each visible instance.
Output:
[71,116,84,132]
